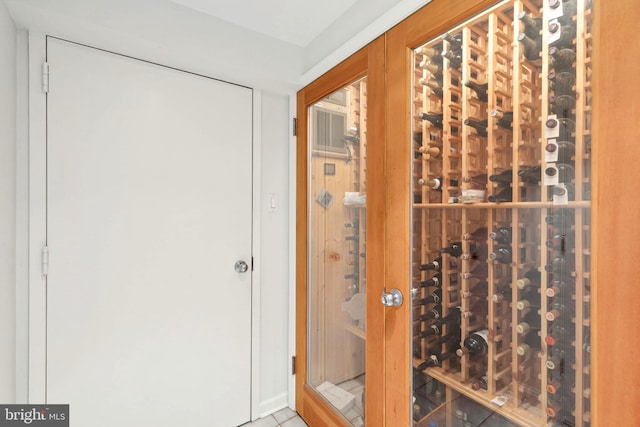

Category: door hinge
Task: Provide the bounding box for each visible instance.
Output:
[42,246,49,277]
[42,62,49,94]
[251,256,254,272]
[292,118,297,136]
[292,356,296,375]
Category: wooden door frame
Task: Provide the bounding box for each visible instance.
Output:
[296,36,386,427]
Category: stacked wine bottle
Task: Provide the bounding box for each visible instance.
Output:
[410,0,592,425]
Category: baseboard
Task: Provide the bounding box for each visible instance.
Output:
[258,392,289,419]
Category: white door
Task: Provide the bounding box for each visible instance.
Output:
[45,38,253,427]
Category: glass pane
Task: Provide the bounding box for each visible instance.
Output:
[307,77,367,426]
[410,0,592,425]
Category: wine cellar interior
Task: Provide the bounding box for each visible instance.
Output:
[411,0,591,426]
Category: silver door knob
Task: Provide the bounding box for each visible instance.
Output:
[381,288,403,307]
[234,260,249,273]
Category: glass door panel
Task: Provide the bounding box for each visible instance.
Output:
[307,76,368,426]
[410,0,592,425]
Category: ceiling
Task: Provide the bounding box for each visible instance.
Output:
[3,0,425,90]
[169,0,360,47]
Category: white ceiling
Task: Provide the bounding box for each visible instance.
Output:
[3,0,427,90]
[169,0,360,47]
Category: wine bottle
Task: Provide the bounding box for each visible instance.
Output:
[420,112,444,129]
[489,226,512,244]
[439,241,462,257]
[545,301,575,322]
[463,118,488,137]
[487,187,512,203]
[545,208,575,225]
[517,268,541,289]
[545,323,576,347]
[442,32,463,49]
[419,61,443,76]
[415,321,442,338]
[516,286,540,311]
[546,348,574,371]
[419,78,444,98]
[546,231,575,252]
[492,285,513,303]
[516,310,541,334]
[420,256,444,271]
[549,0,578,25]
[548,71,576,96]
[416,351,457,369]
[544,322,576,348]
[545,279,570,298]
[545,140,575,163]
[463,80,489,102]
[461,281,488,299]
[549,94,576,117]
[517,33,542,63]
[489,247,512,264]
[418,304,443,321]
[416,289,442,305]
[441,327,462,343]
[557,163,575,183]
[441,49,462,69]
[344,272,359,280]
[419,273,442,288]
[518,12,542,39]
[488,169,513,185]
[456,329,489,357]
[463,226,488,242]
[545,256,576,277]
[549,22,577,49]
[545,117,576,141]
[516,330,541,357]
[441,307,462,324]
[550,183,576,201]
[415,45,442,59]
[345,235,359,242]
[418,177,443,191]
[549,46,577,71]
[490,109,513,130]
[518,165,542,184]
[461,174,488,190]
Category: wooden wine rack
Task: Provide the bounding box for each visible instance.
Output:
[411,0,592,425]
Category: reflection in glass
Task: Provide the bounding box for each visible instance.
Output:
[307,77,367,426]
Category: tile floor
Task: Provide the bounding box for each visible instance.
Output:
[241,407,308,427]
[243,374,365,427]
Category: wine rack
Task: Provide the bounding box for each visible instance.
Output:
[411,0,591,425]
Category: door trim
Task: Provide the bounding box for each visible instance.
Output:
[20,34,261,420]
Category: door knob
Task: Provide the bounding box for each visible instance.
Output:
[234,260,249,273]
[381,288,403,307]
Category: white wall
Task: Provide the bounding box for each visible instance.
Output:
[0,0,16,404]
[258,92,291,415]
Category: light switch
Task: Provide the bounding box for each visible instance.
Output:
[268,193,279,212]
